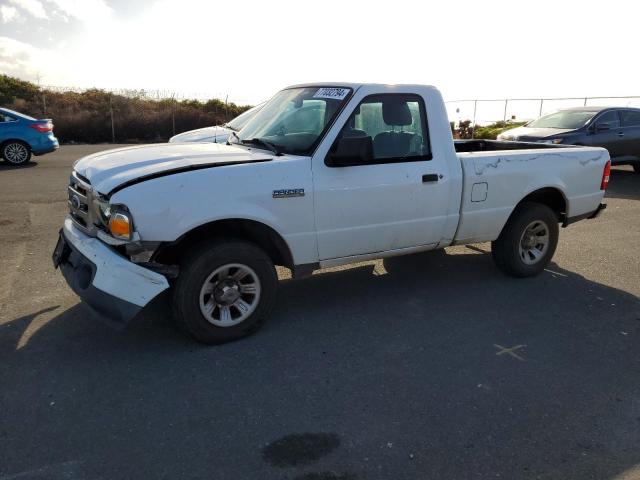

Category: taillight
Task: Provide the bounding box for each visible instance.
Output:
[600,160,611,190]
[29,122,53,133]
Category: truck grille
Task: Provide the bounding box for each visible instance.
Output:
[68,172,99,235]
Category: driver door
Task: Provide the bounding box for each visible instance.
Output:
[312,94,451,261]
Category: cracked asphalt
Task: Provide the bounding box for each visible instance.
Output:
[1,145,639,480]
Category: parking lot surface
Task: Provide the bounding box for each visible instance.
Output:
[1,145,639,480]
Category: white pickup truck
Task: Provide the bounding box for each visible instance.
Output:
[54,83,610,344]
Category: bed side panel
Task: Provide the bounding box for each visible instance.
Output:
[454,147,608,244]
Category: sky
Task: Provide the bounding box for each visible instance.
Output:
[1,0,640,120]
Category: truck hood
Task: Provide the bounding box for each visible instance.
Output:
[498,126,575,141]
[74,143,272,195]
[168,125,232,143]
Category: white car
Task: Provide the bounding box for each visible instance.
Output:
[55,83,610,344]
[168,103,264,143]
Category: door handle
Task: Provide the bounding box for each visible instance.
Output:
[422,174,439,183]
[618,132,625,137]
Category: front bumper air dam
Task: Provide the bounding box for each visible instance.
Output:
[55,217,169,327]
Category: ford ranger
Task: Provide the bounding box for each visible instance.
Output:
[53,83,610,344]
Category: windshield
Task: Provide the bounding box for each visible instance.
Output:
[225,103,264,131]
[528,110,596,129]
[230,86,352,155]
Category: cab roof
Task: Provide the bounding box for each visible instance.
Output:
[284,82,439,94]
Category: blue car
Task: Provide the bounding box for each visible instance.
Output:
[0,107,59,166]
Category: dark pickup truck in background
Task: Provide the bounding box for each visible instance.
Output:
[498,106,640,172]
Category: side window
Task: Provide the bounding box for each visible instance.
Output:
[0,113,16,123]
[595,111,620,129]
[327,94,431,167]
[621,110,640,127]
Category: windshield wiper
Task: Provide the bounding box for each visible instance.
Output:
[242,138,283,156]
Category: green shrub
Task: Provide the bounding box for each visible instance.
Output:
[0,75,39,104]
[455,119,527,140]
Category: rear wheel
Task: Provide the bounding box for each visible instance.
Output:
[172,240,278,344]
[2,141,31,166]
[491,202,559,277]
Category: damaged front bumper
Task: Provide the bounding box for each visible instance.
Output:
[53,216,170,326]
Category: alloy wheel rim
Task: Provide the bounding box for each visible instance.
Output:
[199,263,261,327]
[5,143,28,164]
[518,220,550,265]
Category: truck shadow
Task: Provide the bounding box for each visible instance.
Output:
[1,248,639,479]
[607,167,640,201]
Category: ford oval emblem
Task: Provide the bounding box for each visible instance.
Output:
[71,195,81,210]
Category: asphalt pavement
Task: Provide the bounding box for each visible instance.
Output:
[1,145,639,480]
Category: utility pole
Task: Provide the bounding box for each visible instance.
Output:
[171,93,176,136]
[109,94,115,143]
[471,100,478,139]
[36,73,46,116]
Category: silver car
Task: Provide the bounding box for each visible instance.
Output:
[169,103,264,144]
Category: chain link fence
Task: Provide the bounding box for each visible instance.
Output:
[7,77,640,143]
[445,96,640,136]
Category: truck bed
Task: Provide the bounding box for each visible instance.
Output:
[454,139,571,153]
[453,143,609,245]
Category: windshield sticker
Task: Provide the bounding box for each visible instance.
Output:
[313,87,350,100]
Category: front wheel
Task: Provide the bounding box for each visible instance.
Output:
[491,202,559,277]
[2,141,31,166]
[172,241,278,344]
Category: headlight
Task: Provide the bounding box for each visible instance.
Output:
[108,208,133,240]
[538,138,563,144]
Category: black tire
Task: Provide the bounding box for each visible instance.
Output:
[491,202,559,278]
[2,141,32,166]
[172,240,278,344]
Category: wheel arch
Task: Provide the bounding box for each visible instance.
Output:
[154,218,295,269]
[496,186,568,239]
[515,186,568,221]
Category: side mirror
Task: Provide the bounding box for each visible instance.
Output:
[328,136,373,167]
[596,122,611,132]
